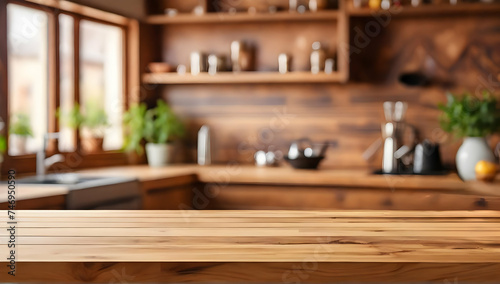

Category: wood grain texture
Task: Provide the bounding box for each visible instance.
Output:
[1,210,500,282]
[1,262,499,283]
[143,72,344,84]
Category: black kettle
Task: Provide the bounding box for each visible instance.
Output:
[413,140,443,174]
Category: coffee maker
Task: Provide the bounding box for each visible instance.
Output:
[364,101,416,174]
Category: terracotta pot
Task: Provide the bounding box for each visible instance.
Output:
[126,150,147,165]
[82,137,104,154]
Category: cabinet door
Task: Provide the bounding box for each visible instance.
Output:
[1,195,66,210]
[204,184,500,210]
[143,185,194,210]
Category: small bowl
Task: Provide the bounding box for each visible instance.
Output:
[284,156,325,170]
[148,62,173,73]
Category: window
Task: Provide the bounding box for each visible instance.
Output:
[80,20,123,151]
[7,4,49,156]
[1,0,137,174]
[59,13,75,152]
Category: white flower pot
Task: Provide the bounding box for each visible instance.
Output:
[456,137,495,181]
[10,135,28,155]
[145,143,174,167]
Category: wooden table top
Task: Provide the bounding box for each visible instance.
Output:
[2,210,500,263]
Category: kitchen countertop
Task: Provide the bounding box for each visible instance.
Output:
[2,164,499,203]
[1,210,500,282]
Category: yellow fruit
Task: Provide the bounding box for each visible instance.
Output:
[475,160,498,182]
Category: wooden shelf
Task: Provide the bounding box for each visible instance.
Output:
[146,10,339,24]
[348,2,500,17]
[143,72,346,84]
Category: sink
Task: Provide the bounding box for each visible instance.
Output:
[17,174,142,210]
[19,174,107,185]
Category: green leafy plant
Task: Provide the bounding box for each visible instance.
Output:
[439,91,500,138]
[58,104,84,129]
[0,118,5,154]
[144,100,185,144]
[0,135,6,154]
[123,103,147,154]
[9,113,33,137]
[59,103,108,135]
[81,102,108,130]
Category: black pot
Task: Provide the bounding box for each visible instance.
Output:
[284,156,325,170]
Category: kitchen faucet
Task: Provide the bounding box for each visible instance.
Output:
[36,133,65,179]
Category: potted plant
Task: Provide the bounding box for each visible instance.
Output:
[9,113,33,155]
[59,103,108,153]
[0,118,6,171]
[80,102,108,153]
[122,103,147,164]
[439,91,500,180]
[143,100,184,167]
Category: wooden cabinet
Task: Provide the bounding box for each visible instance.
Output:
[200,184,500,210]
[143,185,194,210]
[141,176,198,210]
[0,195,66,210]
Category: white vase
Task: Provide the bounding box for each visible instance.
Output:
[456,137,495,181]
[145,143,174,167]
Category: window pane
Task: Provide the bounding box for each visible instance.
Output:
[58,14,75,152]
[80,20,123,151]
[7,4,48,156]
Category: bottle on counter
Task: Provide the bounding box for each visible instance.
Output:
[310,42,326,74]
[278,53,292,74]
[197,125,211,166]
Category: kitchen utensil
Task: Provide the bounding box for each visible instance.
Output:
[255,150,279,167]
[288,138,335,159]
[285,156,324,170]
[413,140,443,174]
[380,101,416,173]
[383,101,408,122]
[255,151,267,167]
[197,125,211,166]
